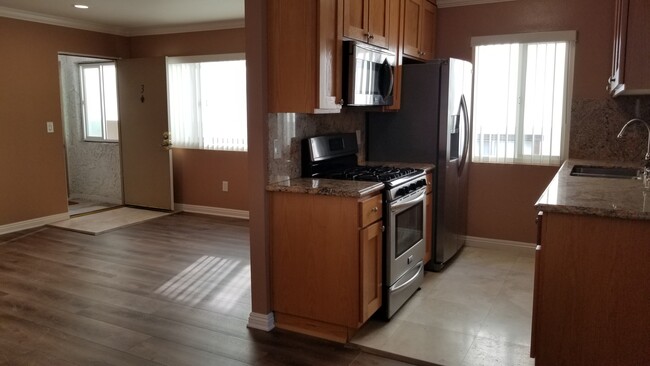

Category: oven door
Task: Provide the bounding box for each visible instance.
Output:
[386,188,426,285]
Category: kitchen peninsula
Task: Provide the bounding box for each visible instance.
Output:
[531,159,650,366]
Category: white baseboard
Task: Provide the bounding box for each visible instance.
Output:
[247,312,275,331]
[0,213,70,235]
[465,235,535,255]
[174,203,249,220]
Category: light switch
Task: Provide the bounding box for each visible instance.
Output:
[46,121,54,133]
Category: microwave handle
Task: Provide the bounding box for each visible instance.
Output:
[380,59,394,100]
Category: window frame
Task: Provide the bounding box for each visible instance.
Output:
[470,31,576,166]
[79,62,119,143]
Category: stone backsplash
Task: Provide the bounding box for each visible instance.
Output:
[570,96,650,162]
[267,96,650,184]
[267,110,366,184]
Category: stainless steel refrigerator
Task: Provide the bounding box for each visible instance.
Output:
[367,58,473,271]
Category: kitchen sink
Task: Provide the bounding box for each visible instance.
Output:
[570,165,640,179]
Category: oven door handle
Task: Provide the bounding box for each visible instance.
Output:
[391,190,425,212]
[389,261,424,294]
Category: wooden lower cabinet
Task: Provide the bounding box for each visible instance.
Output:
[270,192,383,342]
[531,212,650,365]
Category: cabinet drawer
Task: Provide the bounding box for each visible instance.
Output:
[359,194,382,227]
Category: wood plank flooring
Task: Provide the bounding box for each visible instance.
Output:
[0,213,413,366]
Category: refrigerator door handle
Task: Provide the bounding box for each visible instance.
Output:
[458,94,470,175]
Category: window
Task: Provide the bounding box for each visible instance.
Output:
[471,31,576,165]
[167,54,247,151]
[80,62,119,142]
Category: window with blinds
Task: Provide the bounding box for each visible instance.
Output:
[471,31,576,165]
[167,54,247,151]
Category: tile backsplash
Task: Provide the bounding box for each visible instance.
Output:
[267,110,366,184]
[570,96,650,162]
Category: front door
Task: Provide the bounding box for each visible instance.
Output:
[117,57,173,210]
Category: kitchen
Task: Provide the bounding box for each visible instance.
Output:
[251,0,650,365]
[1,0,649,365]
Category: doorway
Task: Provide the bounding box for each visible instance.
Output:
[58,54,122,216]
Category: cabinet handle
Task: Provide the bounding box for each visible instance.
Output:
[337,98,344,105]
[368,34,374,40]
[371,207,378,212]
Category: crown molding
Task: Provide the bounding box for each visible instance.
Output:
[437,0,517,8]
[0,6,244,37]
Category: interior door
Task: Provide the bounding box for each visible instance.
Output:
[117,57,173,210]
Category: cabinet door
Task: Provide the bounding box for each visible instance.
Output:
[367,0,390,49]
[609,0,628,94]
[530,212,543,358]
[343,0,390,49]
[360,220,382,323]
[343,0,368,43]
[609,0,650,96]
[402,0,423,59]
[420,0,437,60]
[268,0,342,113]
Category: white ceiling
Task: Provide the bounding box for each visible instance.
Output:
[0,0,245,36]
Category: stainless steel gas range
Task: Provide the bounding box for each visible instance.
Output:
[302,133,426,319]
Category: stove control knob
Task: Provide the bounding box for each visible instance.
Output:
[418,179,426,188]
[396,188,406,197]
[409,183,417,192]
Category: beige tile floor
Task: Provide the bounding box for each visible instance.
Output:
[351,245,536,366]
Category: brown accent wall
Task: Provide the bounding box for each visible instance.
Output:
[130,28,249,211]
[436,0,617,243]
[172,149,249,210]
[0,18,130,226]
[467,163,558,243]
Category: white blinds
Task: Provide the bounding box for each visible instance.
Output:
[167,56,248,151]
[471,33,575,165]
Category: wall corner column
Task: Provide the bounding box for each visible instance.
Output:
[245,0,273,328]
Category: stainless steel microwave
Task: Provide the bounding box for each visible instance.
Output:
[343,41,395,106]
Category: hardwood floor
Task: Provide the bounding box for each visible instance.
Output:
[0,213,413,366]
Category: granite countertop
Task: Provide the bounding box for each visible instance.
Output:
[266,161,433,198]
[266,178,384,198]
[535,159,650,220]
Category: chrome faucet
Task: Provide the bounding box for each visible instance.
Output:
[617,118,650,176]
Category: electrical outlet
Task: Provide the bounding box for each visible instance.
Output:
[46,121,54,133]
[222,181,229,192]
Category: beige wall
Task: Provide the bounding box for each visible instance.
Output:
[0,17,130,226]
[130,28,249,211]
[0,22,248,228]
[436,0,617,243]
[129,28,246,58]
[172,149,249,210]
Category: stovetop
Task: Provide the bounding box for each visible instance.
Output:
[321,166,421,183]
[302,133,427,200]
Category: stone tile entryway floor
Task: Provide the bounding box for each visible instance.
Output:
[351,246,536,366]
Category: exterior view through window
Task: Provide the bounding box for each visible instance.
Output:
[167,54,247,151]
[80,62,119,142]
[471,32,575,165]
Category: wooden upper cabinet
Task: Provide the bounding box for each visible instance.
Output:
[342,0,390,49]
[268,0,343,114]
[608,0,650,96]
[402,0,437,61]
